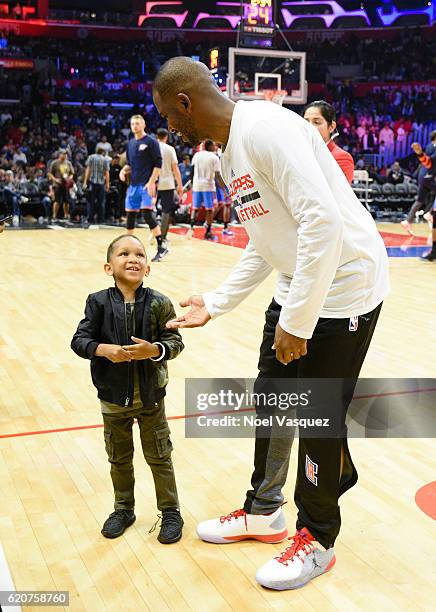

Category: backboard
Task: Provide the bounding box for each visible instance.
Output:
[227,47,307,105]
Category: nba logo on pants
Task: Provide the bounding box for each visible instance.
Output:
[305,455,318,486]
[349,316,359,332]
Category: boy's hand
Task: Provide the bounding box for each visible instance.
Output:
[411,142,423,156]
[123,336,160,360]
[95,343,132,363]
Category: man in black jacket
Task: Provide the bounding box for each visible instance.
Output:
[71,234,185,542]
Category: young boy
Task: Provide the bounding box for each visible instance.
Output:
[71,234,184,542]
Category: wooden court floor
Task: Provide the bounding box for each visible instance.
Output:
[0,226,434,611]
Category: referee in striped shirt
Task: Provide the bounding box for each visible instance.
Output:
[83,147,110,224]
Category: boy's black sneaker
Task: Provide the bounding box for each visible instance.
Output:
[101,510,136,538]
[421,251,436,262]
[158,508,184,544]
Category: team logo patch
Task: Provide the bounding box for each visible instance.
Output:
[233,191,242,207]
[349,316,359,332]
[305,455,318,486]
[139,144,148,151]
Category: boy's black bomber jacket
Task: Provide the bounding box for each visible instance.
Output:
[71,284,184,408]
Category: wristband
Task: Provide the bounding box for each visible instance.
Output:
[150,342,166,362]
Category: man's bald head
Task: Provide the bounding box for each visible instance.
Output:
[153,57,215,100]
[152,56,234,148]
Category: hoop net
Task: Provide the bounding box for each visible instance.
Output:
[262,89,287,106]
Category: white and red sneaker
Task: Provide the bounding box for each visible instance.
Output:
[255,527,336,590]
[196,508,288,544]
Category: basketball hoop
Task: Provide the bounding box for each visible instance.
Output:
[262,89,287,106]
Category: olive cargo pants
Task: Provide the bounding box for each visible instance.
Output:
[102,399,179,511]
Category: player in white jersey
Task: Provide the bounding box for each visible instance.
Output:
[155,128,183,259]
[153,58,389,592]
[189,140,220,240]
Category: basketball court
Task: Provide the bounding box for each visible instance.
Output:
[0,221,434,611]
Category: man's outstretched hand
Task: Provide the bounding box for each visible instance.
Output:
[166,295,211,329]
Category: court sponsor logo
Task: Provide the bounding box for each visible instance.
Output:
[305,455,318,486]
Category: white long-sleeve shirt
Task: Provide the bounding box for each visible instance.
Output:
[202,100,389,339]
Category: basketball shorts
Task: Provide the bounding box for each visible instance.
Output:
[192,191,215,210]
[157,189,176,214]
[215,185,226,203]
[54,183,69,205]
[125,185,153,211]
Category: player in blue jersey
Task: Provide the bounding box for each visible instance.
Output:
[120,115,168,261]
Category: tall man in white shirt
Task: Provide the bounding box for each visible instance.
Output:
[155,128,183,260]
[153,58,389,591]
[190,140,220,240]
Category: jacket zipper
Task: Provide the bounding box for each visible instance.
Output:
[124,302,131,407]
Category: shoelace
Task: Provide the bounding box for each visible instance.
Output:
[148,514,162,534]
[275,530,315,566]
[219,508,247,525]
[148,511,181,533]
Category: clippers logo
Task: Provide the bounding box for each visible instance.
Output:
[349,316,359,332]
[229,171,270,223]
[305,455,318,486]
[229,173,255,198]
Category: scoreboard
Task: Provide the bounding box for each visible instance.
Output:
[242,0,275,37]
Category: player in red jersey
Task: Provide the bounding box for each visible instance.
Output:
[303,101,354,184]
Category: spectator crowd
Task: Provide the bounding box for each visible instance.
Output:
[0,27,435,226]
